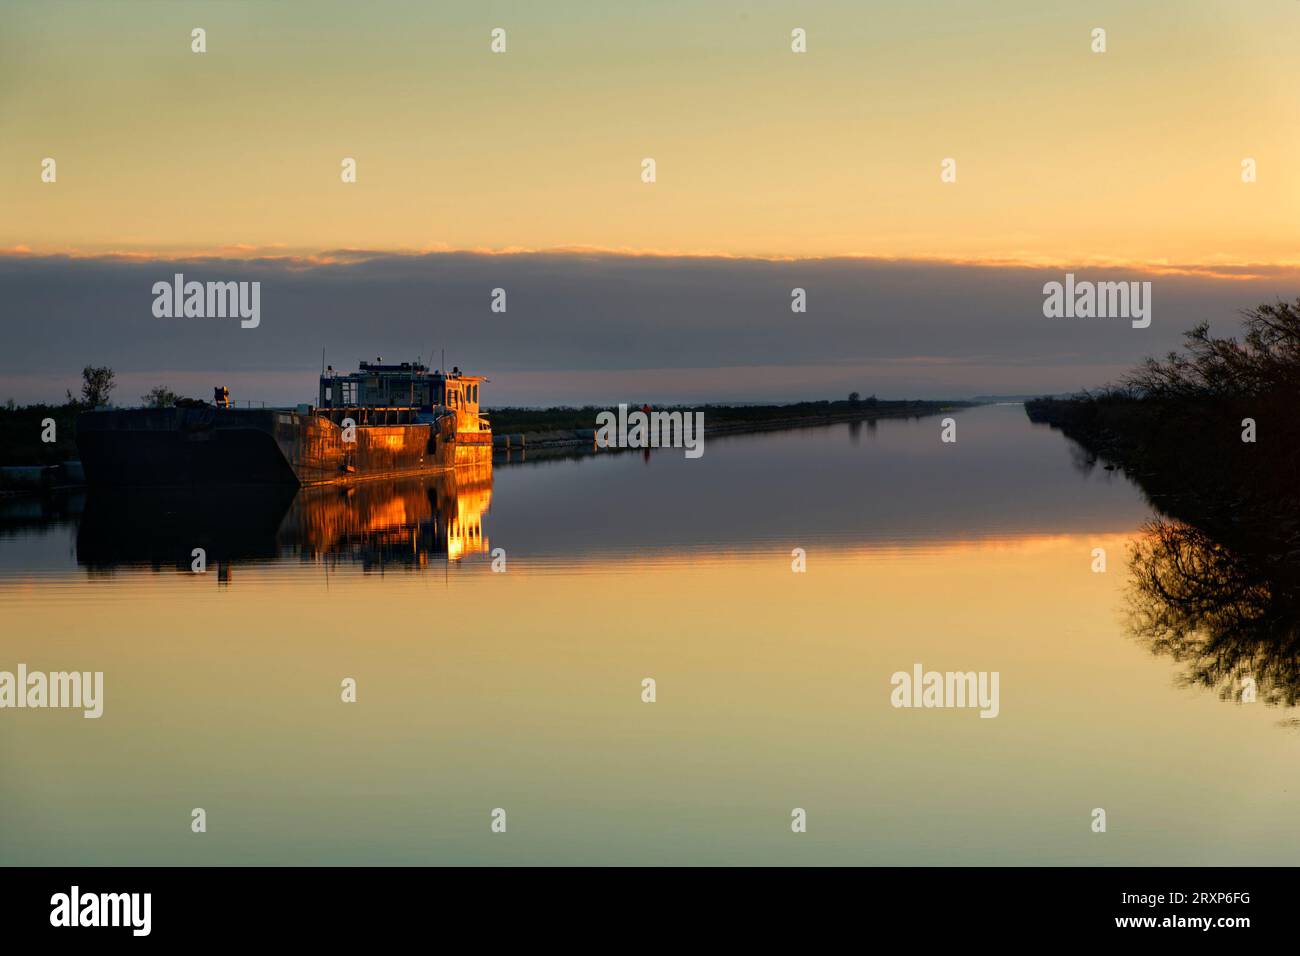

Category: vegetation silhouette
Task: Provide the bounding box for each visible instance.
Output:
[1128,519,1300,708]
[1028,299,1300,714]
[1028,298,1300,542]
[1124,299,1300,400]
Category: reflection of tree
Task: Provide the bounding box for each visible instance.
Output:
[1127,520,1300,707]
[1065,439,1099,477]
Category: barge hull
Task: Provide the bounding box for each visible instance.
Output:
[77,407,491,487]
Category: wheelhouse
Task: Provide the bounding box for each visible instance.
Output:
[318,360,485,431]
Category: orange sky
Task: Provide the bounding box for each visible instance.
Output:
[4,0,1300,266]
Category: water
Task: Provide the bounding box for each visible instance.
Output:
[1,403,1295,865]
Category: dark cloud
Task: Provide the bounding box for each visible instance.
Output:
[0,251,1293,405]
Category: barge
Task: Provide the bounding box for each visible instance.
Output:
[76,360,492,486]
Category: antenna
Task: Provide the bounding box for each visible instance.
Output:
[441,349,445,374]
[321,347,325,375]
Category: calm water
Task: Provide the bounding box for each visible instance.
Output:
[1,403,1296,865]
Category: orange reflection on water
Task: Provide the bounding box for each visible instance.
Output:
[286,465,493,565]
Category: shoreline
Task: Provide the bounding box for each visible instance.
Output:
[1,399,976,494]
[494,401,973,461]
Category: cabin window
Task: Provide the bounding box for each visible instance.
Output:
[324,386,332,401]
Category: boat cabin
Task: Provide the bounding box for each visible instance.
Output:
[318,360,485,431]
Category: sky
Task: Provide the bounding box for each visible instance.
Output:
[3,0,1300,404]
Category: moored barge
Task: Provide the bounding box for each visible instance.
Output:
[77,360,492,486]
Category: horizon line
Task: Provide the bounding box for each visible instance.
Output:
[4,244,1297,282]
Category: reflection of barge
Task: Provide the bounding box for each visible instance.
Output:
[75,466,492,572]
[286,464,492,566]
[77,360,491,486]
